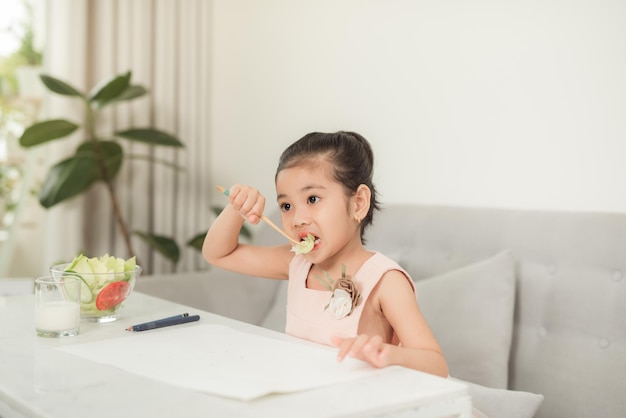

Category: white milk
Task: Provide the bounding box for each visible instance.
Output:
[36,301,80,331]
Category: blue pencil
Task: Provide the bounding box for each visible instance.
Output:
[126,313,200,332]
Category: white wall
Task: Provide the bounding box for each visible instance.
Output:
[210,0,626,214]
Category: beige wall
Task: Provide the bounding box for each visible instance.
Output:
[210,0,626,213]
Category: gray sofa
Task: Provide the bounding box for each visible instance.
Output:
[136,204,626,418]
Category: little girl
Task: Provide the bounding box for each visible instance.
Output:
[203,131,448,377]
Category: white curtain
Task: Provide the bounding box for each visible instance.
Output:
[42,0,213,274]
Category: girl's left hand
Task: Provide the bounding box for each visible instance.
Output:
[331,334,391,368]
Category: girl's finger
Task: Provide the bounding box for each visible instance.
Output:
[348,334,371,358]
[334,337,353,362]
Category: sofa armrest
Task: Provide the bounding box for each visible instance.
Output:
[134,269,281,326]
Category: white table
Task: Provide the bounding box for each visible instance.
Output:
[0,292,471,418]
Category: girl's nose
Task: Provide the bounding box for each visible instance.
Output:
[292,208,310,227]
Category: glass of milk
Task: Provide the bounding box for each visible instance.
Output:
[34,276,81,337]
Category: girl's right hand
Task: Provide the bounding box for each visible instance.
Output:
[227,184,266,225]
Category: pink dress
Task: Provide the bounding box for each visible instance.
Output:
[285,252,415,346]
[285,253,485,418]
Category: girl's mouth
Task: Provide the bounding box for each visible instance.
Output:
[301,233,320,245]
[292,233,320,254]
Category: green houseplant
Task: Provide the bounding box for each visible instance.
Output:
[18,71,184,264]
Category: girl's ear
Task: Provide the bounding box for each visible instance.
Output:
[352,184,371,222]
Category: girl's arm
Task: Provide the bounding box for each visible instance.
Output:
[332,271,449,377]
[202,184,292,280]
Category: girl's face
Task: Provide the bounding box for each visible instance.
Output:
[275,161,361,265]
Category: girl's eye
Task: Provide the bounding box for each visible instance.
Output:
[307,196,320,204]
[280,202,291,212]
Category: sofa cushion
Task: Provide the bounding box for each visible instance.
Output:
[260,280,288,332]
[450,377,543,418]
[414,251,516,389]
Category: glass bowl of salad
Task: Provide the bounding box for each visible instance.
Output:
[50,254,142,323]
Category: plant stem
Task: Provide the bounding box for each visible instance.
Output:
[102,168,137,259]
[85,102,137,260]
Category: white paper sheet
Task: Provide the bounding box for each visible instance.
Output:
[58,324,381,400]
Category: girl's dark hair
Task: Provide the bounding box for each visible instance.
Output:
[275,131,380,241]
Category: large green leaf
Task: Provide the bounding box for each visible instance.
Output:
[19,119,79,147]
[115,128,184,147]
[88,71,132,107]
[134,231,180,264]
[76,141,124,181]
[112,85,147,103]
[40,74,84,97]
[38,156,98,208]
[186,233,205,251]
